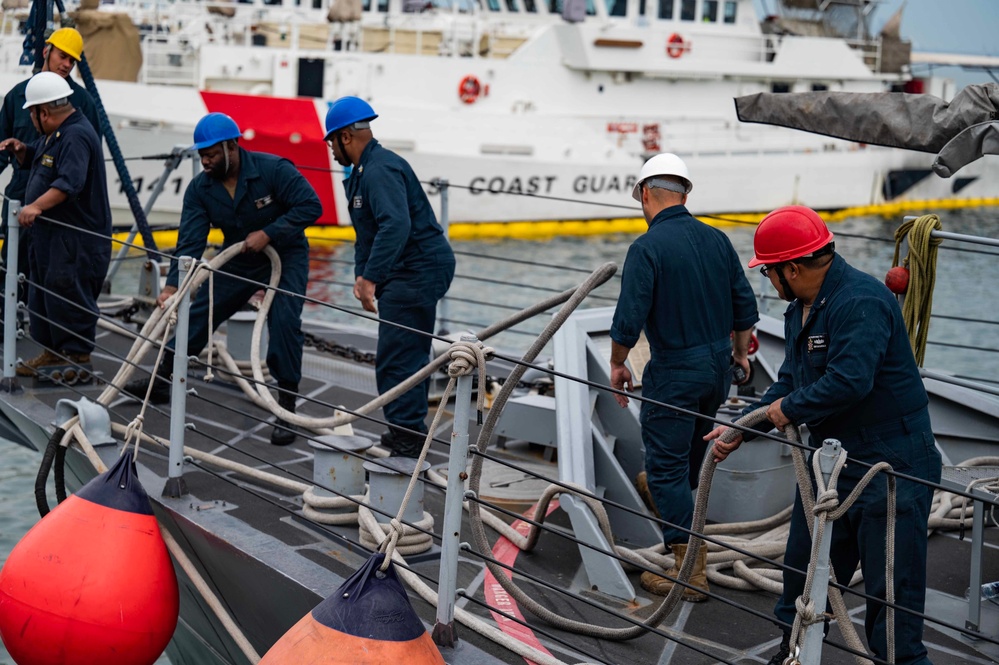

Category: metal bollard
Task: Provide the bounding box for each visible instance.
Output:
[432,334,476,648]
[800,438,842,665]
[309,434,373,507]
[163,256,193,498]
[2,199,20,392]
[226,310,268,364]
[362,457,431,525]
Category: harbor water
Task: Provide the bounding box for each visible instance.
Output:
[0,205,997,663]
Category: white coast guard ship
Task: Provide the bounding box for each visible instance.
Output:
[0,0,995,227]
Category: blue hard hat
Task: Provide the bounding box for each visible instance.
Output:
[192,112,242,150]
[324,97,377,140]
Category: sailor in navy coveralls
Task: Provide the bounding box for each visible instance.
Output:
[609,153,758,601]
[0,72,110,375]
[707,206,940,665]
[325,96,455,458]
[125,113,321,446]
[0,28,102,319]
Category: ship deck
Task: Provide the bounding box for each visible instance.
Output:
[3,319,998,665]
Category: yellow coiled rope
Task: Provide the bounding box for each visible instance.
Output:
[891,214,942,366]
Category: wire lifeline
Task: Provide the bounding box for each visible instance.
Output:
[47,245,999,612]
[100,406,582,665]
[45,228,992,652]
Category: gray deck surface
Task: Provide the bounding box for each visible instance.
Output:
[3,319,998,665]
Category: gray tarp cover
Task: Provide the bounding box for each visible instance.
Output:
[734,84,999,177]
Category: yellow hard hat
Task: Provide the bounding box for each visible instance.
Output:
[45,28,83,61]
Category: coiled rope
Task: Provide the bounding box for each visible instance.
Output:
[892,215,942,366]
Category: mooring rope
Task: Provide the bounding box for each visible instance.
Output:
[892,214,942,366]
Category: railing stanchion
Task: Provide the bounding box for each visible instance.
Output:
[432,333,475,648]
[2,200,21,392]
[163,255,193,498]
[800,438,842,665]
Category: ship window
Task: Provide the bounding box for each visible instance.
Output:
[639,0,646,15]
[606,0,626,15]
[812,83,829,91]
[679,0,694,20]
[723,0,736,22]
[486,0,500,9]
[549,0,595,14]
[701,0,717,21]
[524,0,537,12]
[361,0,371,9]
[377,0,388,11]
[658,0,673,19]
[505,0,518,10]
[772,82,791,93]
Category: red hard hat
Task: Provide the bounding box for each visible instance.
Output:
[748,205,835,268]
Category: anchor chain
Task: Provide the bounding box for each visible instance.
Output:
[303,332,376,365]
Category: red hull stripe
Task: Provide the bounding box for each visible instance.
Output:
[200,91,339,226]
[485,499,561,665]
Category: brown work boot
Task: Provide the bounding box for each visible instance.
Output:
[16,350,63,377]
[640,543,709,602]
[64,353,91,364]
[635,471,661,519]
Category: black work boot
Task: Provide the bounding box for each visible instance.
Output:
[765,633,791,665]
[270,386,299,446]
[123,359,172,405]
[388,425,427,459]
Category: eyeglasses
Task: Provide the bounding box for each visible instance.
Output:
[759,265,773,278]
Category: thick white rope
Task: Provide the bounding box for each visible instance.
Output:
[159,526,262,664]
[376,339,492,568]
[204,266,216,382]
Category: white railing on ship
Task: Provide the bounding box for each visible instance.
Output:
[900,217,999,396]
[141,40,199,86]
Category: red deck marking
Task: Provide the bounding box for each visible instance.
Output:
[484,498,561,665]
[200,91,339,226]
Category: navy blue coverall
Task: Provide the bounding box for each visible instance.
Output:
[748,253,939,665]
[610,205,758,545]
[0,78,101,312]
[344,139,455,442]
[166,148,321,390]
[22,110,111,355]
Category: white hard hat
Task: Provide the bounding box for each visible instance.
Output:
[632,152,692,202]
[22,72,72,110]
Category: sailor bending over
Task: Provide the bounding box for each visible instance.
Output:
[125,112,321,446]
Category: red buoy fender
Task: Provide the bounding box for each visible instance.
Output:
[260,553,444,664]
[885,265,910,294]
[666,33,686,58]
[0,451,179,665]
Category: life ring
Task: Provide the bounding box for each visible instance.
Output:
[458,75,481,104]
[666,33,686,58]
